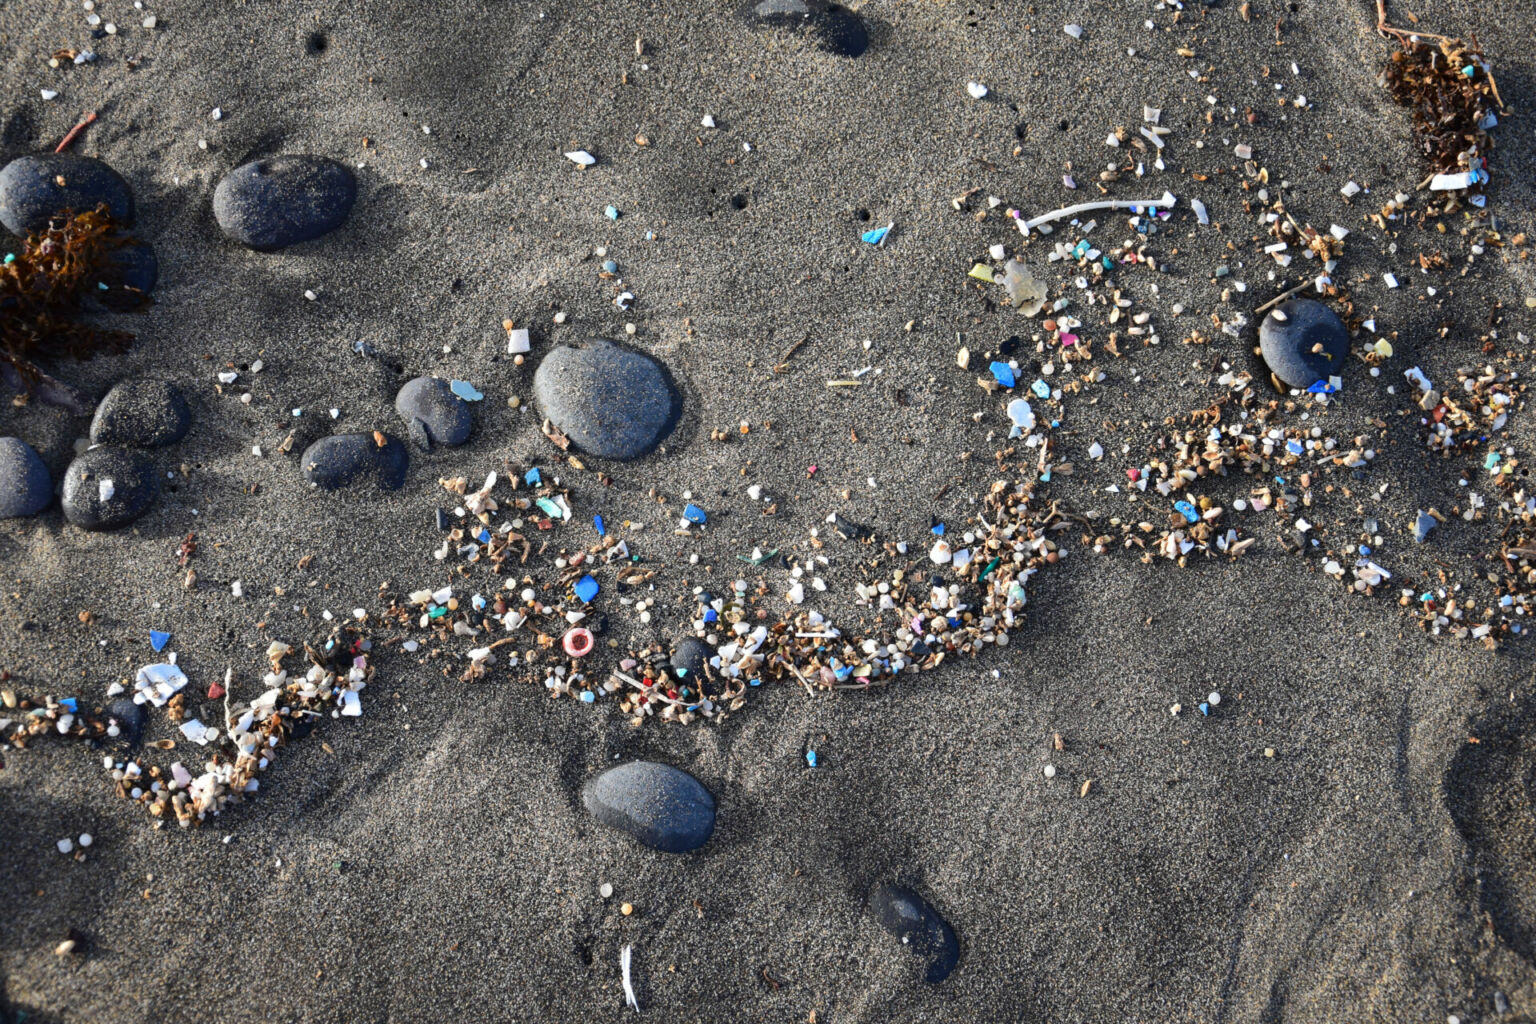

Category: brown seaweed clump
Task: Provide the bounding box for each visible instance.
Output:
[0,205,136,408]
[1378,6,1503,206]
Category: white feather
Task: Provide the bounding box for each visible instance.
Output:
[621,945,639,1012]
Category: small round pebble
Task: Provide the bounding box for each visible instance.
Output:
[106,698,144,748]
[582,761,716,854]
[213,155,357,251]
[599,882,613,899]
[300,433,408,490]
[0,436,53,518]
[533,338,681,461]
[394,376,472,450]
[670,637,716,692]
[0,154,134,235]
[90,378,190,447]
[1258,299,1348,390]
[868,883,960,983]
[60,446,158,530]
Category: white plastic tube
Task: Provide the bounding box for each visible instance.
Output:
[1019,191,1176,234]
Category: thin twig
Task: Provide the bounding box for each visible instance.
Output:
[1255,280,1313,315]
[54,111,97,153]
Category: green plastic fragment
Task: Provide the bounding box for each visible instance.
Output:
[979,556,1001,580]
[738,548,779,565]
[536,497,563,519]
[428,605,449,619]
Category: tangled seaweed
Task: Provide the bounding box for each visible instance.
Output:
[1378,6,1502,201]
[0,205,137,409]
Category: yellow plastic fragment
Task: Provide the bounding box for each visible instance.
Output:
[1374,339,1394,358]
[967,263,996,283]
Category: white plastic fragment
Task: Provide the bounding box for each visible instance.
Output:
[1064,23,1083,39]
[564,150,597,166]
[1190,198,1209,226]
[966,81,988,99]
[506,327,531,354]
[1429,171,1474,191]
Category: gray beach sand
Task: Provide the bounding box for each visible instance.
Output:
[5,0,1536,1020]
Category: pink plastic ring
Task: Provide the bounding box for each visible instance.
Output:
[563,627,594,658]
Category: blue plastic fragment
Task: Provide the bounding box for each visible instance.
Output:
[703,608,718,623]
[580,690,596,703]
[1174,500,1199,524]
[1031,379,1051,399]
[1286,439,1304,455]
[806,750,818,768]
[833,664,853,681]
[1199,702,1210,716]
[862,223,892,245]
[449,380,484,401]
[932,523,945,536]
[98,281,109,290]
[1305,379,1335,394]
[149,630,171,653]
[574,574,599,603]
[990,361,1016,388]
[476,528,491,543]
[60,697,78,712]
[684,503,707,524]
[594,514,606,536]
[605,205,619,220]
[525,467,542,486]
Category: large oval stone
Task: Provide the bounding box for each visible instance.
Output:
[583,761,716,853]
[395,376,472,449]
[0,154,134,235]
[89,239,158,310]
[533,339,680,460]
[869,883,960,983]
[744,0,870,57]
[0,436,52,518]
[213,155,356,251]
[300,433,408,490]
[60,447,158,530]
[1258,299,1348,390]
[90,378,190,448]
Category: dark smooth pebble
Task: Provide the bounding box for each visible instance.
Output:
[213,155,356,251]
[1258,299,1348,390]
[868,884,960,983]
[671,637,718,694]
[105,698,145,749]
[90,378,190,447]
[60,446,158,530]
[300,433,408,490]
[744,0,869,57]
[0,154,134,235]
[89,238,157,310]
[0,436,52,517]
[394,376,472,450]
[532,338,680,461]
[582,761,716,854]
